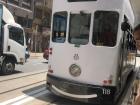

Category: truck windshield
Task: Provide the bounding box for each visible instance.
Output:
[92,11,119,47]
[9,26,24,46]
[69,13,91,45]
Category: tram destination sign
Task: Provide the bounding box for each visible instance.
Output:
[68,0,97,2]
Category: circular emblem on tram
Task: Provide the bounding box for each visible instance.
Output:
[69,64,81,77]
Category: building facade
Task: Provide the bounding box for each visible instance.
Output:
[0,0,52,52]
[0,0,34,47]
[31,0,52,52]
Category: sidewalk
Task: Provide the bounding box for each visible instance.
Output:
[29,52,43,59]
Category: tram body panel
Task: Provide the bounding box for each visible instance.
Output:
[47,0,136,104]
[49,43,120,86]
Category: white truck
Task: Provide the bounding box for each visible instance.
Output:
[0,4,26,75]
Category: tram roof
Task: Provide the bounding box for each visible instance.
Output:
[53,0,124,11]
[52,0,134,25]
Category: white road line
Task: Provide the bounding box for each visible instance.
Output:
[0,87,46,105]
[11,90,48,105]
[33,63,43,65]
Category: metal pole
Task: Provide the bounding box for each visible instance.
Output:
[26,15,28,27]
[5,0,8,7]
[35,25,38,53]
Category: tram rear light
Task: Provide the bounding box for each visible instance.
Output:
[48,65,53,73]
[48,69,53,73]
[49,48,52,55]
[103,80,108,85]
[103,80,112,85]
[50,48,52,51]
[108,80,112,84]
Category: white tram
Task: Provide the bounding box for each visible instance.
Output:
[46,0,136,104]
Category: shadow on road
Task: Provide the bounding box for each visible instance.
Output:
[0,70,22,76]
[13,70,22,74]
[22,84,94,105]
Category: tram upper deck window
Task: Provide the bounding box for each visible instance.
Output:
[69,13,91,45]
[52,12,67,43]
[92,11,119,47]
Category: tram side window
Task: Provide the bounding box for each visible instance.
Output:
[69,13,91,45]
[52,12,67,43]
[92,11,119,47]
[9,26,24,45]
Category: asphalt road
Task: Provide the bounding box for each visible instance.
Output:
[0,71,137,105]
[15,57,48,74]
[0,71,96,105]
[0,57,140,105]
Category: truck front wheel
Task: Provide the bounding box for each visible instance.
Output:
[1,59,15,75]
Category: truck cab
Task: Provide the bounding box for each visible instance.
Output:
[0,4,26,75]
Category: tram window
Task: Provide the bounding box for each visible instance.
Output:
[92,11,119,47]
[69,13,91,45]
[52,11,67,43]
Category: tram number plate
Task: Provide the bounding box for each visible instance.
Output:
[103,88,111,95]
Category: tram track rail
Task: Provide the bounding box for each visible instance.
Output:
[0,86,60,105]
[0,80,45,95]
[0,71,47,83]
[0,71,47,95]
[1,70,139,105]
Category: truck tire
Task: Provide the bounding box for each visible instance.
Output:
[1,59,15,75]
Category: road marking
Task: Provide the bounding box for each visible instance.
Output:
[0,87,47,105]
[33,63,43,65]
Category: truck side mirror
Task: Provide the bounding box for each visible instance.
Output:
[121,22,130,31]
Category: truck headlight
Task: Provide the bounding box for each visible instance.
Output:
[20,58,24,63]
